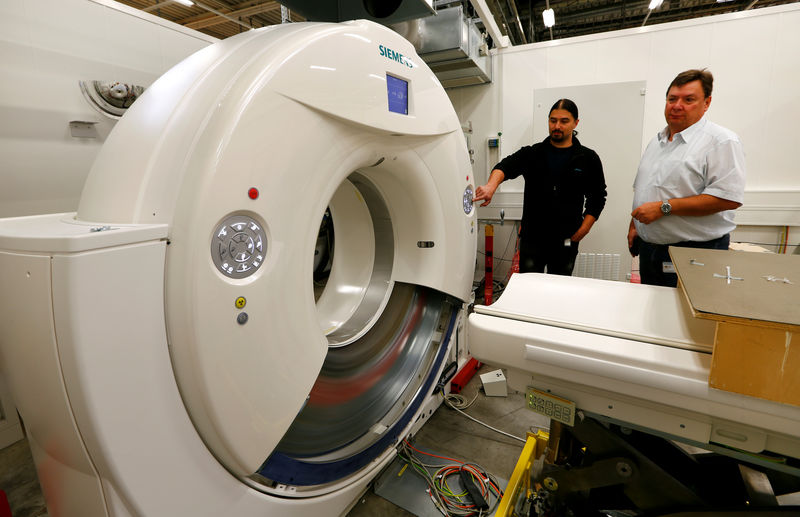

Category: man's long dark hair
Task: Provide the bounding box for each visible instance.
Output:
[549,98,579,120]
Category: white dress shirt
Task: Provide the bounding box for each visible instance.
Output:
[632,116,746,245]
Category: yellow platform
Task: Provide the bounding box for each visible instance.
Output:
[494,430,549,517]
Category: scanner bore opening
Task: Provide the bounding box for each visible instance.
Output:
[256,170,452,489]
[313,172,394,348]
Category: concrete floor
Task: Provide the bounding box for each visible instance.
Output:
[0,437,47,517]
[0,363,544,517]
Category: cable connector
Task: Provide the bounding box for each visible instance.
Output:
[459,468,489,510]
[434,361,458,394]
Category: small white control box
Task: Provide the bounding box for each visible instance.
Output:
[479,369,507,397]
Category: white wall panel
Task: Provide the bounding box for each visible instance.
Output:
[24,0,109,69]
[594,34,651,84]
[0,42,37,100]
[545,41,599,87]
[104,6,164,77]
[0,0,216,219]
[0,2,33,46]
[501,50,546,161]
[708,14,778,191]
[2,145,86,216]
[160,29,216,72]
[643,24,713,141]
[31,47,117,86]
[758,9,800,191]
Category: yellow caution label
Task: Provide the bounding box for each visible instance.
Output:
[235,296,246,309]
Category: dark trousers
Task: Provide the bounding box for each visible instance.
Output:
[639,234,730,287]
[519,237,579,276]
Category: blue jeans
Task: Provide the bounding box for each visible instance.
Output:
[639,234,730,287]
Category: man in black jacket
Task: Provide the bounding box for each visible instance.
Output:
[473,99,607,275]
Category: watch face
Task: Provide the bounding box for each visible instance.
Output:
[661,202,671,215]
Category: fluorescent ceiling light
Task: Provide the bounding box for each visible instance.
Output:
[648,0,663,8]
[173,0,194,6]
[542,8,555,28]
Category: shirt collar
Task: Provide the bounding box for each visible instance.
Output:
[542,135,582,149]
[658,116,708,144]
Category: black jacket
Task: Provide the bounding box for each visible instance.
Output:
[494,136,607,241]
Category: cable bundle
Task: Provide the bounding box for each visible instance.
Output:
[397,440,503,516]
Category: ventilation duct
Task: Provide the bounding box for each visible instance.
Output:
[392,6,491,89]
[276,0,434,24]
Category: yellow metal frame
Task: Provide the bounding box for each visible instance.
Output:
[493,430,549,516]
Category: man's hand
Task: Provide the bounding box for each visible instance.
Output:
[473,169,505,207]
[570,227,588,242]
[570,215,596,242]
[631,201,663,225]
[473,184,498,207]
[627,221,639,254]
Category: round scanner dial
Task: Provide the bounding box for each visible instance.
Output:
[463,185,474,214]
[211,215,266,279]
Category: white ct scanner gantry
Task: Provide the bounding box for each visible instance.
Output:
[0,20,476,517]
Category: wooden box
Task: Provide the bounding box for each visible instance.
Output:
[670,247,800,407]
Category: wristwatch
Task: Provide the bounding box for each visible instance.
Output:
[660,200,672,216]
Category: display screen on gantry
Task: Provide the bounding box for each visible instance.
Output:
[386,74,408,115]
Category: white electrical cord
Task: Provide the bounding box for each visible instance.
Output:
[443,391,479,410]
[443,393,527,444]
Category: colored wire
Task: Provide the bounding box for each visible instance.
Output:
[397,440,504,517]
[783,226,790,254]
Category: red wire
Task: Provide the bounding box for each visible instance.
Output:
[403,440,464,464]
[437,461,495,503]
[403,439,504,505]
[439,465,487,492]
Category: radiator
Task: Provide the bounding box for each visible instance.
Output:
[574,253,620,281]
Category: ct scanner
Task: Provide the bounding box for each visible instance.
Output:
[0,20,476,516]
[2,16,800,517]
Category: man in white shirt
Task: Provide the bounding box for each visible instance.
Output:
[628,69,746,287]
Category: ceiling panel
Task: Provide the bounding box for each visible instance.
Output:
[111,0,800,45]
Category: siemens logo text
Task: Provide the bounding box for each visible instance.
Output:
[379,45,414,68]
